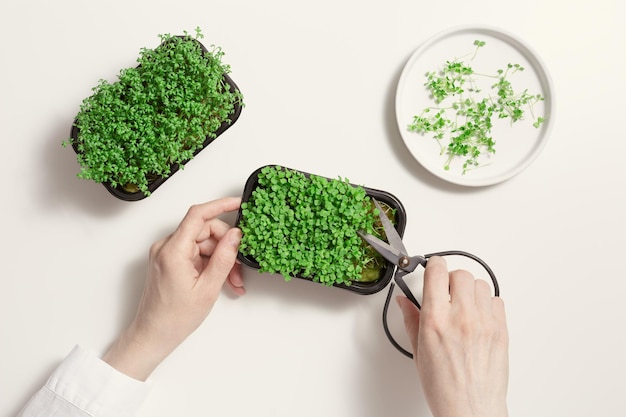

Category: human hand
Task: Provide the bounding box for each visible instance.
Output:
[397,256,509,417]
[103,197,245,381]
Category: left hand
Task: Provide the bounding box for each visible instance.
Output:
[103,197,244,381]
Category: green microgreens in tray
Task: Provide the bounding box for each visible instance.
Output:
[64,27,243,195]
[408,40,545,174]
[238,166,395,286]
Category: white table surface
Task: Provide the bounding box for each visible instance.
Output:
[1,1,625,416]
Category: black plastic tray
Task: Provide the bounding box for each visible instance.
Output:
[69,38,243,201]
[235,165,407,295]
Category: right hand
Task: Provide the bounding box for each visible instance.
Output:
[397,256,509,417]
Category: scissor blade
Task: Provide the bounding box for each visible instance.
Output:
[371,199,406,254]
[357,230,402,265]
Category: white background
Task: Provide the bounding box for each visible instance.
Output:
[1,1,625,416]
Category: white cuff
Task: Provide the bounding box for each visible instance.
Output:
[44,345,152,417]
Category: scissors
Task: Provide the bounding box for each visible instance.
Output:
[358,199,500,358]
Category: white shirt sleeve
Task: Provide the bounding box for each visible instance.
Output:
[17,345,152,417]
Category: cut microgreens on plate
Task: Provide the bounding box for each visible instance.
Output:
[408,40,545,174]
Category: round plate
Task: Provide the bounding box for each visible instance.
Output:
[396,25,555,186]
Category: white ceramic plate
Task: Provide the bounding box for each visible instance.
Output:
[396,25,555,186]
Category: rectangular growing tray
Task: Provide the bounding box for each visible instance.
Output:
[235,165,407,295]
[69,38,243,201]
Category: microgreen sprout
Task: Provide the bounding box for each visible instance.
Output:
[64,28,243,195]
[471,39,486,59]
[408,40,545,174]
[238,166,395,286]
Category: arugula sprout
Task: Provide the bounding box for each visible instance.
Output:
[408,40,545,174]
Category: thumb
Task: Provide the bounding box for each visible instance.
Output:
[202,227,242,288]
[397,296,421,356]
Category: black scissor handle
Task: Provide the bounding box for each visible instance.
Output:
[423,250,500,299]
[383,250,500,359]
